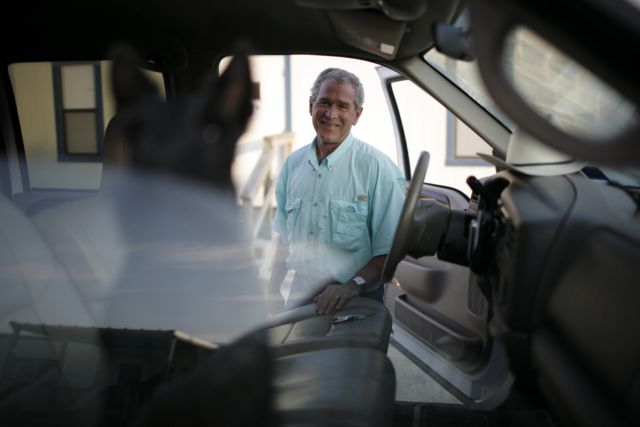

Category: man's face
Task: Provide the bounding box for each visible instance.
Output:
[309,79,362,145]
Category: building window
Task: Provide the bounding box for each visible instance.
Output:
[446,112,492,166]
[53,62,104,161]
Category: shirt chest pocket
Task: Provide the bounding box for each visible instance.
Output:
[285,198,302,243]
[329,199,369,251]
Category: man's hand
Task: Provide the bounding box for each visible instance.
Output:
[313,282,360,315]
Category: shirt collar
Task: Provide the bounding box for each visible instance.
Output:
[307,133,355,170]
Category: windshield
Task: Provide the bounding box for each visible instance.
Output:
[503,27,637,142]
[425,17,639,184]
[423,49,514,131]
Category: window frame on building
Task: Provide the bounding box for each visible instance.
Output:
[52,62,105,162]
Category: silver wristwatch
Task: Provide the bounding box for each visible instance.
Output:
[351,276,366,286]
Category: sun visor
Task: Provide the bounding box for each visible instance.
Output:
[295,0,427,21]
[327,10,406,59]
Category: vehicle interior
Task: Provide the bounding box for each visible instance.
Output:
[1,0,639,426]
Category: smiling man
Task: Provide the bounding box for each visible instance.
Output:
[270,68,406,314]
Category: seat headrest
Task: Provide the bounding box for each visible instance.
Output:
[103,113,132,170]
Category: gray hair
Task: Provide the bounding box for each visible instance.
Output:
[310,68,364,110]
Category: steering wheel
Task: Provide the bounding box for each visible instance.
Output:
[380,151,430,284]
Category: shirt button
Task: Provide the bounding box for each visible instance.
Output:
[309,231,314,235]
[317,174,322,178]
[313,203,318,207]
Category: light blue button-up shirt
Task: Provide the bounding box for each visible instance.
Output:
[273,134,405,285]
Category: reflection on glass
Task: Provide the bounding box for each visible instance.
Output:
[503,27,637,141]
[424,47,514,131]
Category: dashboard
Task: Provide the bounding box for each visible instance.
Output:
[461,168,640,422]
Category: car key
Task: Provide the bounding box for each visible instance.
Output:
[332,313,370,324]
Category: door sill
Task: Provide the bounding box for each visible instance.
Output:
[390,323,512,409]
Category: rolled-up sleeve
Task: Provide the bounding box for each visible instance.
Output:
[369,163,406,257]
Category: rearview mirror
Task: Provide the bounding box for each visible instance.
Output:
[467,0,640,165]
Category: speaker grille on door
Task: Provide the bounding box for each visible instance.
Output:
[466,273,487,317]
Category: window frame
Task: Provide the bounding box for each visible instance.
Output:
[52,62,105,162]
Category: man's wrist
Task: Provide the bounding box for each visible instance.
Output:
[343,281,361,295]
[348,276,366,295]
